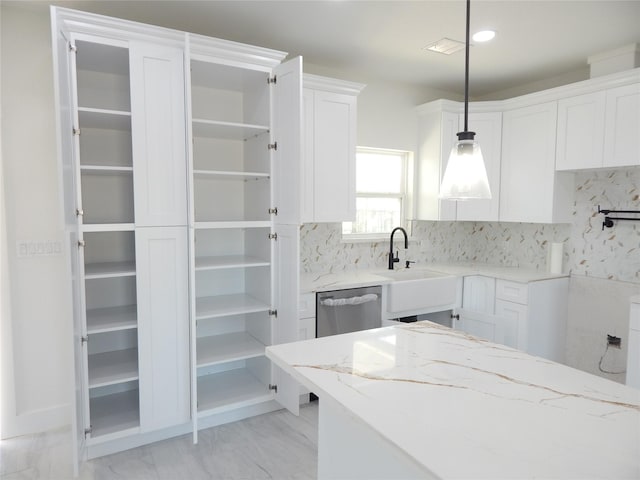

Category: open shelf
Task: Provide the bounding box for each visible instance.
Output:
[80,165,133,175]
[194,221,272,230]
[82,223,135,233]
[86,305,137,334]
[192,119,269,140]
[197,368,273,415]
[78,108,131,131]
[197,332,265,368]
[89,388,140,438]
[195,255,270,271]
[88,348,139,388]
[85,261,136,279]
[193,170,269,181]
[195,293,270,320]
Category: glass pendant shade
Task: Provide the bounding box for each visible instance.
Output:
[439,137,492,200]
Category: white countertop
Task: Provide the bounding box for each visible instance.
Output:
[266,321,640,479]
[300,263,568,293]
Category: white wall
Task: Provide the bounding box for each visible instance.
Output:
[1,5,71,438]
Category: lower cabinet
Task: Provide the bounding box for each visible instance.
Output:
[456,276,569,362]
[626,300,640,389]
[298,293,317,400]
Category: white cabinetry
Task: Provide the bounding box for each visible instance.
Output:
[456,276,568,362]
[52,7,301,467]
[500,102,574,223]
[416,101,502,222]
[627,299,640,389]
[603,83,640,167]
[301,75,364,223]
[556,81,640,170]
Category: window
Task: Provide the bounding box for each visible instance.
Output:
[342,147,412,239]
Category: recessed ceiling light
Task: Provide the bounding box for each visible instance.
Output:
[472,30,496,42]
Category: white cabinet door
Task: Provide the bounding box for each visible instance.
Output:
[627,303,640,388]
[416,109,458,221]
[556,91,606,171]
[456,308,498,343]
[301,89,315,224]
[603,83,640,167]
[312,90,357,222]
[456,112,502,222]
[462,275,496,314]
[494,299,528,350]
[272,224,300,415]
[136,227,190,432]
[500,102,572,223]
[130,42,187,227]
[272,56,303,225]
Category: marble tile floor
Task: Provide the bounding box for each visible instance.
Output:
[1,402,319,480]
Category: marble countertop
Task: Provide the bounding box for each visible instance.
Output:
[266,321,640,479]
[300,263,568,293]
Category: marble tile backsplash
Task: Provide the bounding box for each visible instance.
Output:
[301,167,640,284]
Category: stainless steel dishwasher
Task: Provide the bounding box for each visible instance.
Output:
[316,286,382,337]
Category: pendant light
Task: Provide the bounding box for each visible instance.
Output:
[439,0,492,200]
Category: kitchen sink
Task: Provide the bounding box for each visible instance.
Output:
[382,268,458,314]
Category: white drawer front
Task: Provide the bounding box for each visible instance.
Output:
[496,279,529,305]
[299,293,316,319]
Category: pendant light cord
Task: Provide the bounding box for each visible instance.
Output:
[463,0,470,133]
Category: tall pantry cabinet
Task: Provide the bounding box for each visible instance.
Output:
[51,7,301,469]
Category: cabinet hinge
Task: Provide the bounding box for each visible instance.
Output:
[267,142,277,151]
[84,426,92,437]
[81,336,88,345]
[77,240,86,248]
[69,43,77,53]
[268,233,277,241]
[451,313,460,321]
[269,309,277,317]
[268,383,278,393]
[268,207,278,215]
[267,75,276,85]
[72,126,81,136]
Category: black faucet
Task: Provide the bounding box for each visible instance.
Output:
[388,227,408,270]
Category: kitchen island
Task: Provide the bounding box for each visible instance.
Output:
[266,321,640,479]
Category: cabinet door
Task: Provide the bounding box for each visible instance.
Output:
[500,102,559,223]
[603,83,640,167]
[136,227,190,432]
[301,89,315,224]
[312,90,357,222]
[272,224,300,415]
[272,57,303,225]
[494,299,528,350]
[130,42,187,227]
[462,276,496,314]
[556,91,606,170]
[456,112,502,221]
[456,308,498,342]
[627,303,640,388]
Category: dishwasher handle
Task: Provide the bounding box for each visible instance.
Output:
[319,293,379,307]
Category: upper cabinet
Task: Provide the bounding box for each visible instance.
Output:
[415,101,502,222]
[557,79,640,170]
[500,102,574,224]
[301,74,365,224]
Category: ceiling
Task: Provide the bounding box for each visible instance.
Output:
[7,0,640,97]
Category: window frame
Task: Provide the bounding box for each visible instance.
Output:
[342,146,413,242]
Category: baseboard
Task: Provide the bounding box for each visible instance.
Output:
[1,403,70,440]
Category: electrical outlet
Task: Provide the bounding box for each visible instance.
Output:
[607,334,622,348]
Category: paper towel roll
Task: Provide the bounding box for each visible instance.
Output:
[548,242,563,274]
